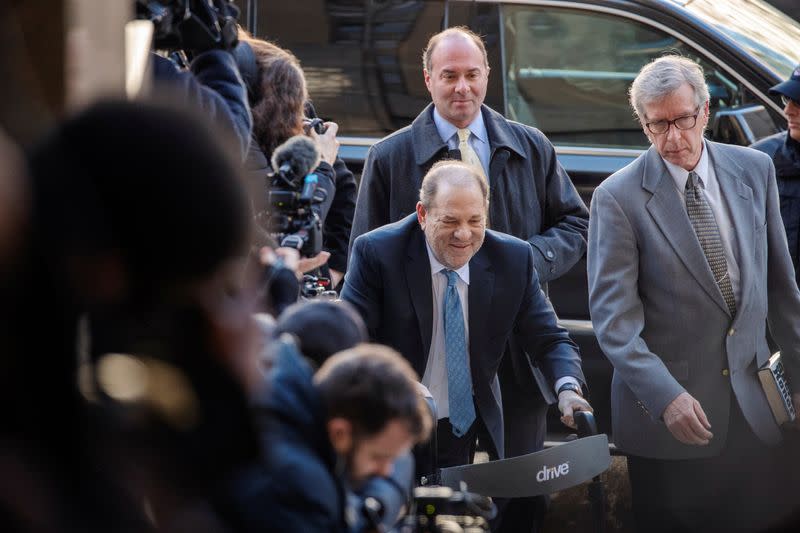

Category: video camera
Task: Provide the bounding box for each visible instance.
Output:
[136,0,239,53]
[262,135,328,258]
[256,135,334,298]
[400,483,496,533]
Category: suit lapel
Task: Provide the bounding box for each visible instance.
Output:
[483,106,525,185]
[405,228,434,374]
[468,248,494,380]
[412,104,450,167]
[642,147,731,315]
[708,142,754,320]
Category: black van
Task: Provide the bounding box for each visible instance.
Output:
[239,0,800,438]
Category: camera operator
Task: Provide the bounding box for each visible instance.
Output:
[268,300,419,532]
[139,0,253,161]
[236,33,355,289]
[246,342,431,532]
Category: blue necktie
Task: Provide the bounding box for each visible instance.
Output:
[442,269,476,437]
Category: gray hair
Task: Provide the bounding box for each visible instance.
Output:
[419,160,489,210]
[629,55,709,120]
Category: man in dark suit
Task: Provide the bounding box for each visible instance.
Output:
[349,28,589,485]
[342,160,591,484]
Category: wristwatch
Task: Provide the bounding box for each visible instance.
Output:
[557,382,583,397]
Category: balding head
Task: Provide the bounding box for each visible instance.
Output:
[416,161,488,270]
[422,27,489,72]
[419,160,489,211]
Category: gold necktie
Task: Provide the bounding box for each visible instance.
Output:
[457,128,484,174]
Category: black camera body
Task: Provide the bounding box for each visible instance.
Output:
[264,168,325,259]
[401,485,496,533]
[303,117,328,135]
[136,0,239,53]
[258,135,333,298]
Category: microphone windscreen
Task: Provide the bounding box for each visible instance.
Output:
[270,135,321,178]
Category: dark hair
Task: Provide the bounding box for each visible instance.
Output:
[314,344,432,442]
[241,36,307,158]
[274,300,367,367]
[27,99,251,301]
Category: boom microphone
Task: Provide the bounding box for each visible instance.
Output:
[271,135,321,181]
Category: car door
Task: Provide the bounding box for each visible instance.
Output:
[451,0,789,435]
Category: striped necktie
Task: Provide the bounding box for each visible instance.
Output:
[685,171,736,317]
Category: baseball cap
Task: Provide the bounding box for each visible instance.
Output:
[769,64,800,102]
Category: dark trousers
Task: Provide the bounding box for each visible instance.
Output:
[436,416,497,469]
[435,414,547,533]
[627,396,800,533]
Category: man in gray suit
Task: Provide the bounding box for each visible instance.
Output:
[588,55,800,532]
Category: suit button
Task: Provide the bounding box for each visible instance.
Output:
[546,250,554,259]
[722,369,729,377]
[728,328,735,336]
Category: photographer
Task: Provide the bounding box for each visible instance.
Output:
[237,33,355,289]
[247,342,431,532]
[140,0,253,161]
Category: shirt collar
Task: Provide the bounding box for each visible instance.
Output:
[663,139,710,191]
[425,241,470,285]
[432,107,488,146]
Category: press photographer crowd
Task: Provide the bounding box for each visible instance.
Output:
[3,0,800,532]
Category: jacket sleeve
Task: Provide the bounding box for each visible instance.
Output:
[526,134,589,283]
[340,235,383,337]
[311,161,337,225]
[587,185,685,419]
[349,144,389,262]
[515,244,585,386]
[323,158,357,273]
[230,468,347,533]
[153,50,252,161]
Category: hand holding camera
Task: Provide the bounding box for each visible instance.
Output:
[307,120,340,166]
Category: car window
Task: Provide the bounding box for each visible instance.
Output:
[252,0,445,137]
[502,5,781,148]
[682,0,800,79]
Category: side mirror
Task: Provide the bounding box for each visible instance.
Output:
[710,104,780,146]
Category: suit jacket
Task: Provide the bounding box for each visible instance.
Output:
[341,215,585,457]
[350,103,588,282]
[349,103,589,455]
[588,141,800,460]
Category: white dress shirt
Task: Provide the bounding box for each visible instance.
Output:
[421,244,577,420]
[421,243,472,420]
[662,140,741,304]
[432,108,490,180]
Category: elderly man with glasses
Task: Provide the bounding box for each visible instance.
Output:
[588,55,800,532]
[752,64,800,287]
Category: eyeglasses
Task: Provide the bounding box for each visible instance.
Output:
[781,95,800,107]
[645,107,701,135]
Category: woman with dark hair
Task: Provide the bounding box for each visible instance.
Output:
[238,32,357,295]
[246,39,313,160]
